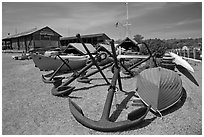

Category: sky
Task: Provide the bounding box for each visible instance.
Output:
[2,2,202,40]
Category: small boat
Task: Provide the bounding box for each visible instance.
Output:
[136,67,183,115]
[44,48,61,56]
[117,54,149,59]
[31,53,88,72]
[12,53,31,60]
[169,52,194,73]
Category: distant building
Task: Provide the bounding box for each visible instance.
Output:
[63,43,96,55]
[182,46,189,51]
[117,37,140,54]
[2,26,62,52]
[60,33,111,46]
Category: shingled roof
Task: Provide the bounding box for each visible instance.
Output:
[117,37,140,52]
[3,26,62,40]
[62,43,96,55]
[60,33,111,41]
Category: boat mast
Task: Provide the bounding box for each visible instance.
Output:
[124,2,131,38]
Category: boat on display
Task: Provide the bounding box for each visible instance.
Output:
[169,52,194,73]
[31,53,88,72]
[117,54,149,59]
[12,53,31,60]
[30,42,97,72]
[136,67,183,116]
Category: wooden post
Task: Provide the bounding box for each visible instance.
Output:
[187,49,190,58]
[193,48,196,59]
[24,37,27,53]
[10,40,12,50]
[183,50,185,57]
[17,38,20,50]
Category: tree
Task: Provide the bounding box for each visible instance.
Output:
[139,38,167,57]
[114,39,123,44]
[133,34,144,43]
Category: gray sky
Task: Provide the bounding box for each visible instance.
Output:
[2,2,202,40]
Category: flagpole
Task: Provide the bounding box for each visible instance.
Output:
[126,2,128,22]
[126,2,129,37]
[124,2,131,38]
[115,2,131,38]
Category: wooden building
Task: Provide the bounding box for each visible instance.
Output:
[2,26,62,52]
[60,33,111,46]
[117,37,140,54]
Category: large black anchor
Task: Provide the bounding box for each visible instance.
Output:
[119,42,157,73]
[82,43,134,86]
[41,43,112,84]
[69,39,151,132]
[51,34,111,96]
[41,54,72,84]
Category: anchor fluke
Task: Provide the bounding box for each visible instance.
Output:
[77,77,92,83]
[69,99,84,116]
[42,75,54,83]
[69,98,150,132]
[42,75,65,83]
[51,86,75,96]
[128,106,151,121]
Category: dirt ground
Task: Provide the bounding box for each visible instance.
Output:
[2,53,202,135]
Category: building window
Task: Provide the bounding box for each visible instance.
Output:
[40,29,54,40]
[40,35,51,40]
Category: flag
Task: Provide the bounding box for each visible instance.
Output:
[115,22,119,27]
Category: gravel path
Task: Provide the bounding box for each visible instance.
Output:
[2,53,202,135]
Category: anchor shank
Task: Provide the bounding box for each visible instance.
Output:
[128,42,153,70]
[61,62,94,87]
[101,67,119,120]
[128,56,151,70]
[117,68,123,91]
[85,62,113,78]
[48,62,65,81]
[110,39,123,91]
[100,87,115,121]
[119,59,134,76]
[76,34,110,85]
[57,55,72,70]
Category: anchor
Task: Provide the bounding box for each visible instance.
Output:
[109,41,156,76]
[69,39,151,132]
[51,34,111,96]
[41,43,111,84]
[121,42,157,72]
[88,42,135,77]
[41,54,73,83]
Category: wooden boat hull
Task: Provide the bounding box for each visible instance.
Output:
[117,54,149,59]
[12,53,31,60]
[31,53,88,72]
[136,67,183,114]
